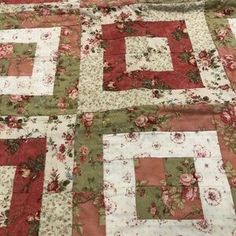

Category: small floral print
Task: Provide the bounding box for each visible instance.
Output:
[125,132,140,142]
[193,145,211,158]
[152,141,161,150]
[204,188,222,206]
[193,219,213,233]
[170,132,186,144]
[47,169,70,193]
[172,21,188,41]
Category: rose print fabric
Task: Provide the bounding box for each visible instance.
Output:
[0,0,236,236]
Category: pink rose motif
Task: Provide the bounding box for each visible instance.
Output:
[0,49,6,58]
[61,44,71,51]
[179,173,196,186]
[116,22,124,31]
[214,12,225,18]
[161,190,170,207]
[188,56,196,66]
[0,123,5,131]
[6,116,22,129]
[198,50,209,59]
[224,54,234,61]
[198,50,213,69]
[9,95,23,103]
[220,57,228,67]
[147,114,156,124]
[181,186,198,201]
[56,152,66,162]
[201,57,212,68]
[17,106,25,114]
[40,8,50,16]
[79,145,90,156]
[27,215,35,222]
[73,163,81,176]
[228,61,236,70]
[220,106,236,125]
[5,44,13,53]
[81,112,94,127]
[63,29,71,36]
[230,176,236,187]
[57,98,66,111]
[217,28,228,41]
[68,87,79,100]
[221,54,236,71]
[20,167,31,178]
[135,115,148,128]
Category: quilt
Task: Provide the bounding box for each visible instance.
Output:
[0,0,236,235]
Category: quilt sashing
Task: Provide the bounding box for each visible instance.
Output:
[79,1,236,113]
[0,114,76,235]
[205,1,236,94]
[0,4,80,116]
[73,104,236,236]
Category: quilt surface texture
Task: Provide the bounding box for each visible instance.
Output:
[0,0,236,235]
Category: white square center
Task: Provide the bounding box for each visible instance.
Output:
[125,36,174,72]
[103,131,236,236]
[0,27,61,96]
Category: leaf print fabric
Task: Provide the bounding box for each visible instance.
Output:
[0,0,236,236]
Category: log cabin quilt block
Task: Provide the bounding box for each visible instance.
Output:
[73,104,236,236]
[79,2,236,113]
[0,4,80,116]
[0,114,76,235]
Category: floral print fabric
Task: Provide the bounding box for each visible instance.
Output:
[0,0,236,236]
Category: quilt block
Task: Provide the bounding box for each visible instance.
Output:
[0,114,76,235]
[79,2,236,112]
[0,4,80,115]
[73,104,236,236]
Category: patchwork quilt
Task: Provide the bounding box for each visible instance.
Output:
[0,0,236,235]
